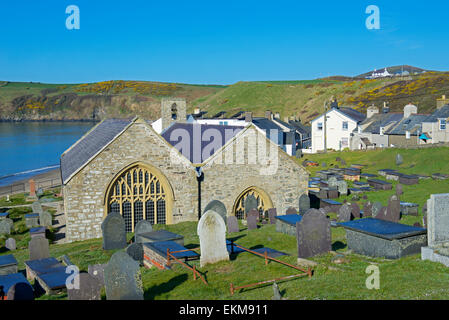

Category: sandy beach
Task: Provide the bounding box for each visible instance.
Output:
[0,168,61,196]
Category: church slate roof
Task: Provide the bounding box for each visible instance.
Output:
[161,123,245,164]
[60,118,134,184]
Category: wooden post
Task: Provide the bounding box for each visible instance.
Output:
[193,265,197,280]
[264,251,268,265]
[166,248,171,267]
[230,283,234,296]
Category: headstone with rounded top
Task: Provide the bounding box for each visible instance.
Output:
[0,220,11,235]
[272,282,281,300]
[204,200,227,224]
[6,282,34,301]
[39,211,52,227]
[328,176,338,187]
[247,208,259,220]
[298,194,310,215]
[296,209,331,258]
[337,204,352,222]
[396,154,403,166]
[197,210,229,267]
[226,215,239,233]
[101,212,127,250]
[31,202,43,214]
[68,272,102,300]
[104,251,143,300]
[29,237,50,261]
[268,208,277,224]
[247,215,258,230]
[134,220,153,244]
[337,180,348,195]
[286,207,297,215]
[5,238,16,251]
[126,243,144,264]
[244,195,258,216]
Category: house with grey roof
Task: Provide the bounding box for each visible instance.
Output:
[420,99,449,144]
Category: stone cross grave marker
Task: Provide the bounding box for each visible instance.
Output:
[104,251,143,300]
[298,194,310,215]
[296,209,331,258]
[197,210,229,267]
[226,215,239,233]
[204,200,227,225]
[101,212,127,250]
[337,204,351,222]
[268,208,277,224]
[134,220,153,244]
[29,237,50,261]
[68,272,102,300]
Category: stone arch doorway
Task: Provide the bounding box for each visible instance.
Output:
[233,186,273,220]
[104,162,174,232]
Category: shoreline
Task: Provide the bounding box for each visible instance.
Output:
[0,168,62,195]
[0,119,100,123]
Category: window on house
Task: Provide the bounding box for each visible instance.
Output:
[317,122,323,131]
[224,121,228,125]
[342,121,348,131]
[440,119,446,130]
[341,137,349,148]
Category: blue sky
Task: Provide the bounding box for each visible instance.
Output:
[0,0,448,84]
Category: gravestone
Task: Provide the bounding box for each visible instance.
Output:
[321,162,327,167]
[68,273,102,300]
[31,202,43,214]
[104,251,143,300]
[286,207,297,215]
[226,215,239,233]
[101,212,127,250]
[337,204,352,222]
[296,209,331,258]
[36,188,44,198]
[427,194,449,247]
[6,282,34,301]
[372,202,383,217]
[268,208,277,224]
[340,159,347,166]
[244,195,258,217]
[197,210,229,267]
[88,264,106,286]
[29,237,50,261]
[204,200,227,224]
[363,202,373,218]
[272,282,281,300]
[336,180,348,195]
[247,215,258,230]
[385,195,401,222]
[0,220,11,235]
[298,194,310,215]
[396,184,404,197]
[134,220,153,244]
[375,207,388,220]
[39,211,52,227]
[328,176,338,187]
[336,157,341,162]
[396,154,403,166]
[247,208,259,219]
[5,238,16,251]
[350,203,361,219]
[126,243,144,264]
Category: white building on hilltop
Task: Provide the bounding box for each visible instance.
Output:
[368,68,392,79]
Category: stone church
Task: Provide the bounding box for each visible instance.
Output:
[60,98,309,243]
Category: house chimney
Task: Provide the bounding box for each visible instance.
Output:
[265,110,273,120]
[274,112,280,119]
[382,102,390,114]
[284,116,289,123]
[403,103,418,118]
[437,95,449,109]
[367,104,379,119]
[245,112,253,122]
[194,107,201,115]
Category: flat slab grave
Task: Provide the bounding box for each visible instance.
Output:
[367,179,393,190]
[275,214,303,236]
[319,199,343,213]
[0,273,32,297]
[399,174,420,185]
[24,257,70,295]
[138,230,184,246]
[339,218,427,259]
[30,226,46,239]
[143,241,199,270]
[0,254,18,275]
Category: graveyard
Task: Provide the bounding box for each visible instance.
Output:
[1,146,449,299]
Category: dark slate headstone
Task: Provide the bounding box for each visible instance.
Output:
[204,200,227,224]
[268,208,277,224]
[396,184,404,197]
[296,209,331,258]
[350,203,361,219]
[6,282,34,301]
[247,208,259,219]
[226,215,239,233]
[286,207,297,215]
[88,264,106,286]
[126,243,144,264]
[29,237,50,261]
[363,202,373,218]
[396,153,403,166]
[375,207,388,221]
[298,194,310,215]
[5,238,16,251]
[340,159,347,166]
[244,195,258,216]
[101,212,127,250]
[39,211,52,227]
[386,195,401,222]
[134,220,153,244]
[247,215,258,230]
[337,204,351,222]
[372,202,383,217]
[104,251,143,300]
[67,272,102,300]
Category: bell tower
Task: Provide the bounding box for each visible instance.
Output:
[161,98,187,130]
